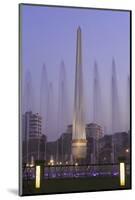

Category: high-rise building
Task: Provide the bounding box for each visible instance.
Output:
[59,132,72,163]
[23,111,42,139]
[113,132,130,162]
[66,124,73,134]
[86,123,103,140]
[22,111,46,163]
[72,27,87,160]
[98,135,113,163]
[98,132,130,163]
[86,123,104,164]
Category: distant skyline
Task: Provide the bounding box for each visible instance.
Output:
[21,5,130,141]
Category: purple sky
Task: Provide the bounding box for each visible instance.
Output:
[21,5,130,141]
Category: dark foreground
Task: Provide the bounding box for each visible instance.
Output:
[22,176,131,195]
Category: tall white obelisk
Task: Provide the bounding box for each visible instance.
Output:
[72,27,87,160]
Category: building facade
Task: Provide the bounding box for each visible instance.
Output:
[22,111,46,163]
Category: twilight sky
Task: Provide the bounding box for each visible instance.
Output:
[21,4,130,141]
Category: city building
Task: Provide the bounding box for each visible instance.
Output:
[113,131,130,162]
[86,123,104,164]
[22,111,46,163]
[98,135,113,163]
[98,132,130,164]
[46,140,57,163]
[46,131,72,164]
[86,123,104,140]
[66,124,73,134]
[58,132,72,163]
[22,111,42,140]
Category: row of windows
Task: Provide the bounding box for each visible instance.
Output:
[30,121,41,124]
[30,119,41,121]
[29,131,42,134]
[29,127,42,130]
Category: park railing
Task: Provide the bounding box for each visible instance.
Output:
[23,162,130,181]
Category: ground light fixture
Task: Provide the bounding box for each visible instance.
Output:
[119,156,126,187]
[35,160,44,189]
[35,165,41,189]
[120,162,126,186]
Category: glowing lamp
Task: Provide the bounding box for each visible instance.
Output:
[120,162,125,186]
[35,165,41,189]
[125,149,129,153]
[50,159,54,165]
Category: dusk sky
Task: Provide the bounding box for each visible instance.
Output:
[21,5,130,141]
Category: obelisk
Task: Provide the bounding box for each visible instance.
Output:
[72,27,87,160]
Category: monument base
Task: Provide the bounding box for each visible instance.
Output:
[72,139,87,160]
